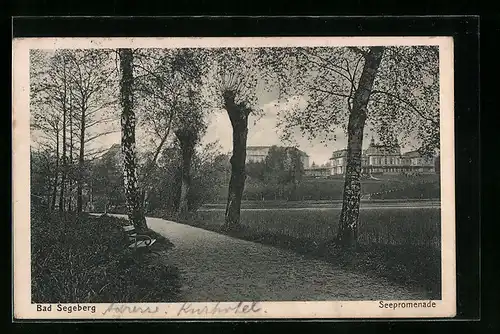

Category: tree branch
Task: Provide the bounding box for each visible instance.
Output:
[84,130,120,144]
[300,50,354,84]
[309,86,354,100]
[370,90,439,126]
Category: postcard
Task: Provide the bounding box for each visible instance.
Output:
[12,36,455,319]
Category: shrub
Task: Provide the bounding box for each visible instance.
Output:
[31,208,181,303]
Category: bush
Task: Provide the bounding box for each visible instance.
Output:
[31,208,181,303]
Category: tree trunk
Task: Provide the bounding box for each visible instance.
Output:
[76,107,85,212]
[336,47,385,249]
[59,95,67,212]
[119,48,147,231]
[175,129,196,216]
[51,128,60,211]
[68,94,74,212]
[222,93,250,231]
[89,178,93,212]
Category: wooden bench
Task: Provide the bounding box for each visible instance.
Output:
[122,225,157,250]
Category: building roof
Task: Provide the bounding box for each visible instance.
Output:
[330,149,348,159]
[247,146,272,150]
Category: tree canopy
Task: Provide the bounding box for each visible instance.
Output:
[257,46,440,156]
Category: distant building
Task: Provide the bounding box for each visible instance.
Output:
[246,146,271,163]
[401,150,435,173]
[329,138,437,177]
[246,145,310,168]
[361,138,403,174]
[330,149,348,176]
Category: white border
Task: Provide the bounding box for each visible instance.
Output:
[12,36,456,320]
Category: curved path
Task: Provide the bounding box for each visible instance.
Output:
[113,215,429,302]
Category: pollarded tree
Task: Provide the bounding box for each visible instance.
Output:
[174,93,207,216]
[119,48,147,231]
[208,48,263,231]
[259,45,439,248]
[286,147,305,201]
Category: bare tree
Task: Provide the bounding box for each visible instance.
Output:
[64,50,119,212]
[30,50,72,212]
[30,49,119,213]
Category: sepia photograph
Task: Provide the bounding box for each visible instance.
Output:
[13,37,455,319]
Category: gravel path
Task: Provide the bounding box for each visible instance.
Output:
[140,217,428,302]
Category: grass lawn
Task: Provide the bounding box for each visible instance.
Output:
[31,206,182,303]
[178,207,441,299]
[192,208,440,248]
[229,174,441,202]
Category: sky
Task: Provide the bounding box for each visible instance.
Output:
[202,99,348,166]
[87,90,351,167]
[66,84,419,167]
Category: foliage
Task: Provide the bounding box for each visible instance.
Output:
[31,209,181,303]
[134,48,209,164]
[146,141,231,217]
[188,142,231,211]
[207,48,263,113]
[257,46,440,155]
[257,45,440,247]
[246,161,266,181]
[91,145,125,212]
[31,49,119,158]
[30,149,56,206]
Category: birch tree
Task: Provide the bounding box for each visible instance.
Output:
[259,45,440,248]
[119,48,147,230]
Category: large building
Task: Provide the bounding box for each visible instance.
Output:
[246,146,271,163]
[329,138,436,177]
[246,145,310,168]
